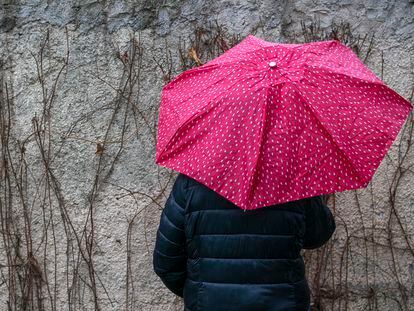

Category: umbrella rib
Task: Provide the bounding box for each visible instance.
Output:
[246,84,270,207]
[308,65,413,111]
[306,64,385,87]
[292,83,367,185]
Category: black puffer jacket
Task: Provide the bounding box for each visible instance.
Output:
[153,173,336,311]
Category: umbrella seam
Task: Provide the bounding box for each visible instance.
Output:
[307,64,413,111]
[246,82,271,209]
[305,64,385,87]
[292,83,366,185]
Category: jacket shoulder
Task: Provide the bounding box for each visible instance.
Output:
[177,173,194,190]
[168,173,191,208]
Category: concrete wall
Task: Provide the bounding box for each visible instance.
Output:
[0,0,413,310]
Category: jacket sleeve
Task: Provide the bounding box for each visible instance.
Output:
[153,173,188,298]
[303,195,336,249]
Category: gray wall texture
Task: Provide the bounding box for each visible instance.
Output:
[0,0,413,310]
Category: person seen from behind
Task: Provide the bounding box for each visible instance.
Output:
[152,172,336,311]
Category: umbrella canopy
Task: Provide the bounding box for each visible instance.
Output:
[155,34,413,210]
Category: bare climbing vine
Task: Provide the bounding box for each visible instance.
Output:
[0,17,412,311]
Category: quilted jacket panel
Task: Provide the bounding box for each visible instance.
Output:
[153,173,336,311]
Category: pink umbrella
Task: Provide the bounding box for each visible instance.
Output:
[155,34,413,210]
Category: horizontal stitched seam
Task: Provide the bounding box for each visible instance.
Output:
[185,277,303,285]
[185,208,303,214]
[170,191,186,212]
[193,233,296,236]
[154,248,185,259]
[185,185,200,190]
[188,257,301,260]
[158,229,184,246]
[162,211,184,232]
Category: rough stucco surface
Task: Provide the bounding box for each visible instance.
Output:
[0,1,413,310]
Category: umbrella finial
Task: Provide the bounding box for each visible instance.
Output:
[269,61,277,68]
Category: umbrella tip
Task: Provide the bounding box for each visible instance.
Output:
[269,61,277,68]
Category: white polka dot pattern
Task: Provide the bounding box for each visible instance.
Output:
[155,34,414,211]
